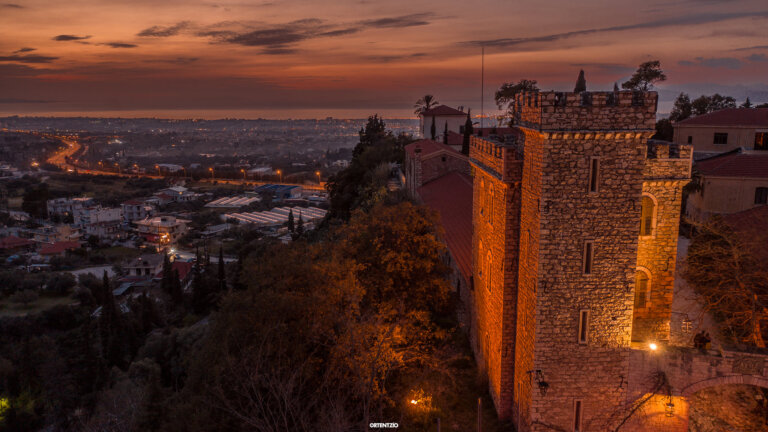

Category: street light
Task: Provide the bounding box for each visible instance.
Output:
[276,169,282,183]
[209,167,214,180]
[155,164,160,176]
[316,170,321,184]
[241,168,246,181]
[115,162,121,174]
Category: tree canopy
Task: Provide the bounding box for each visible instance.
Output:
[621,60,666,91]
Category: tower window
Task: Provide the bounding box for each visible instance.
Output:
[756,187,768,205]
[573,399,583,431]
[631,91,643,106]
[713,133,728,145]
[588,158,599,193]
[687,136,693,144]
[583,241,594,275]
[640,195,656,236]
[578,310,589,344]
[635,270,650,308]
[488,183,494,224]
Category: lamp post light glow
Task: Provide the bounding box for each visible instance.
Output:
[316,170,321,184]
[276,169,282,183]
[241,168,246,181]
[209,167,214,180]
[649,343,658,351]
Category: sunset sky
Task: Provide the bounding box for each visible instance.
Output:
[1,0,767,118]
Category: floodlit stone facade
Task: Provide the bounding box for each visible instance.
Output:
[467,90,692,431]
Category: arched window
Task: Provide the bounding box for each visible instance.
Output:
[640,194,657,237]
[634,268,651,308]
[486,251,493,291]
[480,178,485,217]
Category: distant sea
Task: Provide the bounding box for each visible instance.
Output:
[0,108,422,121]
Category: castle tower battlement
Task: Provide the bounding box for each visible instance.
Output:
[513,90,658,132]
[469,135,523,182]
[644,141,693,180]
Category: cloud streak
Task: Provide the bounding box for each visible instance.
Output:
[678,56,742,69]
[0,54,58,63]
[52,34,92,41]
[13,47,36,53]
[360,13,433,28]
[103,42,138,48]
[137,21,191,37]
[465,11,768,49]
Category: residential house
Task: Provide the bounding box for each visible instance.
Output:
[673,108,768,159]
[121,199,155,222]
[124,254,164,278]
[134,215,190,245]
[686,149,768,222]
[419,105,467,141]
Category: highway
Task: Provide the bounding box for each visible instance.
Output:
[43,134,326,191]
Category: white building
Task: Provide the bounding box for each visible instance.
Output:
[47,197,95,220]
[121,199,155,222]
[155,186,199,203]
[134,215,190,245]
[419,105,467,141]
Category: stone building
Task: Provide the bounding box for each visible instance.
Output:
[412,89,694,430]
[404,139,469,197]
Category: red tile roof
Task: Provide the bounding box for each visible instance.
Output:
[677,108,768,127]
[405,139,463,158]
[0,236,34,249]
[39,241,81,255]
[695,150,768,178]
[722,205,768,261]
[446,131,464,147]
[421,105,467,117]
[417,172,473,282]
[155,261,194,281]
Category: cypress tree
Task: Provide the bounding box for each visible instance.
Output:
[161,254,172,294]
[741,97,752,108]
[171,268,183,303]
[574,69,586,92]
[461,109,473,156]
[613,82,619,93]
[443,121,448,145]
[191,260,208,314]
[287,208,295,233]
[430,115,436,140]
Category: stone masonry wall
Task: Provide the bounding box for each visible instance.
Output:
[529,131,651,431]
[469,137,523,418]
[633,142,692,342]
[514,91,658,132]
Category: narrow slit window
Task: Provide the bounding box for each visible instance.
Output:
[578,310,589,344]
[755,187,768,205]
[588,158,599,193]
[640,196,655,236]
[583,241,594,275]
[574,400,583,431]
[635,271,649,308]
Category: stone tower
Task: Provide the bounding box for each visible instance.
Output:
[468,90,691,431]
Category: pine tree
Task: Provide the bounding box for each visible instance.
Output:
[99,272,125,368]
[741,97,752,108]
[574,69,586,92]
[287,208,295,233]
[161,253,172,294]
[461,109,473,156]
[430,115,436,140]
[443,121,448,145]
[218,247,226,292]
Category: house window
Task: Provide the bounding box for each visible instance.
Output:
[713,133,728,145]
[583,241,594,275]
[441,156,446,162]
[756,187,768,205]
[588,158,599,193]
[573,400,584,432]
[486,251,493,292]
[578,310,589,344]
[687,136,693,144]
[640,195,656,236]
[635,270,651,308]
[459,125,465,134]
[755,132,768,151]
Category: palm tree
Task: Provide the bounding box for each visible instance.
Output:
[414,94,439,115]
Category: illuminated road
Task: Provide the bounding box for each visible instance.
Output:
[44,134,326,191]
